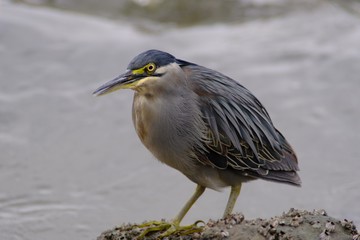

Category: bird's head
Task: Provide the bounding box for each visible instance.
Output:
[93,49,186,96]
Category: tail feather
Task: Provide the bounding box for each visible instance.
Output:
[258,170,302,186]
[257,129,301,186]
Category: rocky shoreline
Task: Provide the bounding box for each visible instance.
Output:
[97,209,359,240]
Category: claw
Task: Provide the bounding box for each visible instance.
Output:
[135,220,204,239]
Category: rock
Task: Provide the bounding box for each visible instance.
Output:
[97,209,359,240]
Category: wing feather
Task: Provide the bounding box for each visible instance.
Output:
[183,63,300,185]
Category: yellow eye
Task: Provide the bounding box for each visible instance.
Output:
[145,63,156,73]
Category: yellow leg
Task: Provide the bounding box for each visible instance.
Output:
[173,184,206,225]
[223,184,242,218]
[137,185,206,239]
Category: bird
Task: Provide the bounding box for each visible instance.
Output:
[93,49,301,237]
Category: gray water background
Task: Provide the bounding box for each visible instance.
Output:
[0,0,359,239]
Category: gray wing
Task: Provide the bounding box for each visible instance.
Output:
[184,64,301,186]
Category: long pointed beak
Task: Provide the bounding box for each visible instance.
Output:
[93,70,139,96]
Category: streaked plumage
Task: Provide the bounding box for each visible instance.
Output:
[94,49,301,234]
[184,62,300,186]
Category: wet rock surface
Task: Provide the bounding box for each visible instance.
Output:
[97,209,359,240]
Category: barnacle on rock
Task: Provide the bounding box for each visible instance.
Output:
[97,209,358,240]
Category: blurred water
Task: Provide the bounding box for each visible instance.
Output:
[1,1,360,240]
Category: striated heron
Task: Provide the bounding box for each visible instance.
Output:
[93,49,301,237]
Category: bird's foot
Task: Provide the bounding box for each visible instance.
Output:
[136,220,205,239]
